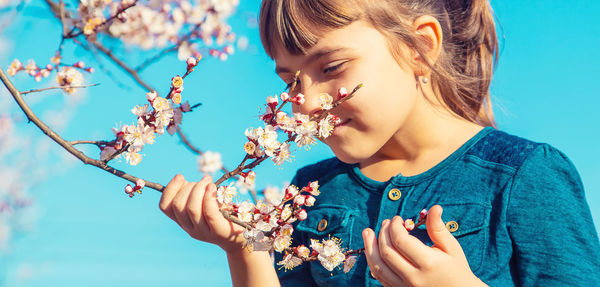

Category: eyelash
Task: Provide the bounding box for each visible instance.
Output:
[323,62,345,74]
[282,61,345,90]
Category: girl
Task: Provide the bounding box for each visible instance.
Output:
[159,0,600,286]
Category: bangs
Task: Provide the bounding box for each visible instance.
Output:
[259,0,361,58]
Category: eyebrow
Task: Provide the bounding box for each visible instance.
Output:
[275,47,349,75]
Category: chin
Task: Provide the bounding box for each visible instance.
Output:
[329,145,368,164]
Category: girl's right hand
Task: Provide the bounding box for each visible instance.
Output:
[159,174,246,254]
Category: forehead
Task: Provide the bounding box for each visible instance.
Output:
[273,20,379,68]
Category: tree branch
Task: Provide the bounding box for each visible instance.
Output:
[0,68,164,192]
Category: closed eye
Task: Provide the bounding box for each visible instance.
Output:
[323,61,346,74]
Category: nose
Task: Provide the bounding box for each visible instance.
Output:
[292,76,327,117]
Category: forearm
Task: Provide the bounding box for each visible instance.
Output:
[227,249,281,287]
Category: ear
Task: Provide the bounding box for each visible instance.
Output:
[411,15,443,76]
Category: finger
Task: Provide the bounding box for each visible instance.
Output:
[426,205,461,255]
[378,218,418,277]
[387,216,436,268]
[362,227,404,286]
[160,174,186,221]
[202,183,229,233]
[171,181,195,230]
[186,176,212,229]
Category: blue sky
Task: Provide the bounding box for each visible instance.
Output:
[0,0,598,286]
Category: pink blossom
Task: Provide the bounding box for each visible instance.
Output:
[186,56,197,68]
[338,87,348,99]
[296,209,307,221]
[419,209,428,222]
[267,95,278,110]
[293,195,305,206]
[291,93,305,105]
[280,92,290,101]
[146,91,157,102]
[404,219,415,231]
[125,184,134,197]
[135,179,145,189]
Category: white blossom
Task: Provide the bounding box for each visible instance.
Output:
[343,256,357,273]
[237,201,254,222]
[198,151,223,174]
[318,93,333,110]
[55,67,84,94]
[273,235,292,252]
[216,183,237,204]
[277,253,303,271]
[124,118,155,148]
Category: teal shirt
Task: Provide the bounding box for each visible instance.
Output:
[275,127,600,286]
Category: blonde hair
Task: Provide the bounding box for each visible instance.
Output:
[259,0,499,126]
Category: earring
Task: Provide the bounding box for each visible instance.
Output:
[421,77,429,84]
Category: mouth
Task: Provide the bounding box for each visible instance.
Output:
[334,118,351,128]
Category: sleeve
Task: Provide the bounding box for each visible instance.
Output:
[273,172,318,287]
[506,144,600,286]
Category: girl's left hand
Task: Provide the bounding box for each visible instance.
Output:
[362,205,487,287]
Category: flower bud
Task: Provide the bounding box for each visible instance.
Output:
[404,219,415,231]
[125,184,134,197]
[146,91,157,102]
[419,209,428,222]
[292,93,305,105]
[135,179,145,189]
[267,95,278,110]
[296,209,307,221]
[293,195,305,206]
[280,92,290,101]
[186,56,197,68]
[338,87,348,99]
[304,195,316,207]
[224,45,235,54]
[74,61,85,68]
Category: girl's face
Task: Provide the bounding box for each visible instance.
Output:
[273,20,422,164]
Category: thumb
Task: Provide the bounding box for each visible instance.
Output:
[202,183,228,231]
[426,205,460,254]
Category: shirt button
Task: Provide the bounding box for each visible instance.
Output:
[317,219,328,231]
[446,221,459,232]
[388,188,402,201]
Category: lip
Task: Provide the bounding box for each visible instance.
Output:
[334,118,351,128]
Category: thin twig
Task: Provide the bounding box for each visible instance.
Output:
[65,0,139,39]
[136,23,202,72]
[21,83,99,95]
[69,139,115,146]
[89,40,155,92]
[0,68,164,192]
[282,247,365,263]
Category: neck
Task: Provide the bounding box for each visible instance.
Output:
[359,94,484,181]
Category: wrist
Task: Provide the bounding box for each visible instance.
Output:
[227,248,270,261]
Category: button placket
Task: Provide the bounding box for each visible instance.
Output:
[367,185,408,286]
